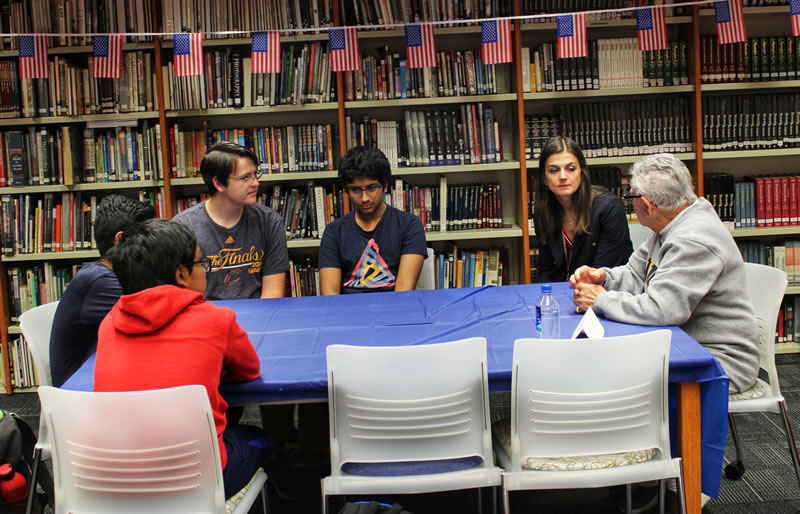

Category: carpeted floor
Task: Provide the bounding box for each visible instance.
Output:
[5,353,800,513]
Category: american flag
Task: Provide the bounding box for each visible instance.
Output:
[714,0,747,44]
[92,35,123,78]
[174,33,203,76]
[252,31,281,74]
[791,0,800,37]
[18,35,48,79]
[557,14,587,58]
[405,24,436,69]
[481,19,512,65]
[636,7,668,51]
[329,28,360,72]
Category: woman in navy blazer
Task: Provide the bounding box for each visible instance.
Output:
[532,137,633,283]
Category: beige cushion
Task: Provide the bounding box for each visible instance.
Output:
[493,420,657,471]
[225,467,264,514]
[729,380,767,401]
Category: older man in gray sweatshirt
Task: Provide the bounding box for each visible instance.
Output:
[570,153,759,393]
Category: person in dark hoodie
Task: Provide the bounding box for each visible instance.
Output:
[93,218,272,499]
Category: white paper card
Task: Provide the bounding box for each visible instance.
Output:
[571,307,605,339]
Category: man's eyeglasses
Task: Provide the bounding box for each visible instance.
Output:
[623,193,644,205]
[190,258,211,272]
[348,184,383,196]
[232,169,264,184]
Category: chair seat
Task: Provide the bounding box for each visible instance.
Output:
[729,379,767,401]
[342,456,483,476]
[493,420,656,471]
[225,467,268,514]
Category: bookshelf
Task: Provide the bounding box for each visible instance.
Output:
[1,0,799,393]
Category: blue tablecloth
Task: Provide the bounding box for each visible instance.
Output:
[63,282,729,496]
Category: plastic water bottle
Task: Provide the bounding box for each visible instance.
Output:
[0,463,28,503]
[536,284,560,339]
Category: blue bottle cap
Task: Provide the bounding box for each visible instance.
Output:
[542,284,552,293]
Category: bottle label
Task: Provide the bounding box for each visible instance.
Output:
[535,305,542,335]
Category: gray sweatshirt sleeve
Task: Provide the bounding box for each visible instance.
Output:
[602,242,649,294]
[596,238,722,326]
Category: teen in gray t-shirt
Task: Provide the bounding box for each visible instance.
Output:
[173,202,288,300]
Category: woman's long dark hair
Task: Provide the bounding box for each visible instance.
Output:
[532,137,594,245]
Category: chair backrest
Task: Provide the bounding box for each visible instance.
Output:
[326,338,493,475]
[509,330,672,472]
[19,301,60,387]
[38,385,227,513]
[628,223,653,251]
[743,262,788,395]
[415,247,436,290]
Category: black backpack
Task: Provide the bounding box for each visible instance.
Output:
[0,411,54,514]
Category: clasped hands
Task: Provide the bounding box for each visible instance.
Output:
[569,265,607,313]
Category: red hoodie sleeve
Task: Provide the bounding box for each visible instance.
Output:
[221,310,261,383]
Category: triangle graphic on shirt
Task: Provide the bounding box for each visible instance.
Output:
[225,236,235,244]
[344,239,396,289]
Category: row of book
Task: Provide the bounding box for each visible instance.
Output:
[0,52,158,119]
[265,183,345,240]
[342,48,498,102]
[345,104,502,168]
[0,122,164,186]
[7,261,76,320]
[434,246,505,289]
[738,240,800,285]
[0,190,167,256]
[701,93,800,152]
[1,0,153,49]
[389,179,505,233]
[161,0,332,35]
[558,97,693,158]
[4,336,37,389]
[520,0,686,20]
[730,174,800,229]
[169,123,335,178]
[522,39,689,93]
[341,0,510,26]
[701,36,800,84]
[778,296,797,345]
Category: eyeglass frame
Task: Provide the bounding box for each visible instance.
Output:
[347,184,384,196]
[622,193,645,204]
[188,257,211,273]
[230,168,264,184]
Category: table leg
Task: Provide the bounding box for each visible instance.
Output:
[678,382,701,514]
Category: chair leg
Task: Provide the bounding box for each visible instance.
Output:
[477,487,484,514]
[260,481,268,514]
[502,485,510,514]
[25,447,41,514]
[625,484,632,514]
[724,414,746,480]
[675,470,688,514]
[658,479,665,514]
[778,400,800,490]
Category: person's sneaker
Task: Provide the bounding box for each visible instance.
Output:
[615,484,659,514]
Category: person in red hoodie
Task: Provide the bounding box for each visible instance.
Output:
[94,218,272,499]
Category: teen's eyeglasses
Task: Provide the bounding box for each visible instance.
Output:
[348,184,383,196]
[232,169,264,184]
[190,258,211,272]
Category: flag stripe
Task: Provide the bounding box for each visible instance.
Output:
[19,35,49,79]
[637,7,668,51]
[330,28,360,72]
[174,33,204,77]
[481,19,512,65]
[406,24,436,69]
[253,31,281,74]
[93,35,123,78]
[557,14,587,59]
[715,0,747,44]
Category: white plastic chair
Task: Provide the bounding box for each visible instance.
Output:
[322,338,502,513]
[497,331,685,514]
[725,263,800,487]
[37,385,267,514]
[628,223,653,250]
[18,301,59,514]
[415,247,436,290]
